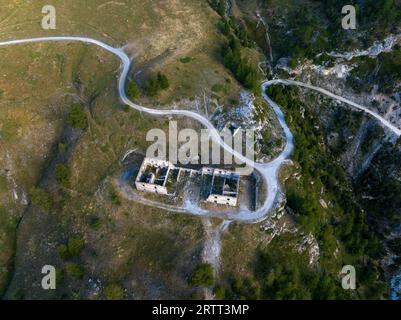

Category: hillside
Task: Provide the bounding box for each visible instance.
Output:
[0,0,401,300]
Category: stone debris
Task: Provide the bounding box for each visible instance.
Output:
[296,233,320,265]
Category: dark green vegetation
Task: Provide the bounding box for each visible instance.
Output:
[356,141,401,276]
[348,46,401,93]
[357,142,401,227]
[209,0,260,93]
[145,72,170,97]
[127,81,140,100]
[55,164,71,188]
[57,235,85,260]
[103,283,125,300]
[259,85,393,299]
[212,1,254,48]
[55,235,86,285]
[29,187,53,211]
[66,262,85,280]
[328,108,364,158]
[109,183,122,206]
[211,83,228,94]
[222,234,350,299]
[67,104,88,130]
[58,143,67,153]
[0,206,18,296]
[222,37,259,92]
[243,0,401,65]
[179,57,192,64]
[218,84,396,299]
[189,263,214,287]
[0,121,17,142]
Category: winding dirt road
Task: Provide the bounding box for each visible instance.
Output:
[1,36,399,223]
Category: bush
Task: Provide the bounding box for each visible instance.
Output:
[56,244,69,260]
[68,104,87,130]
[55,267,64,287]
[30,187,53,211]
[58,143,66,153]
[145,72,170,96]
[145,79,158,96]
[109,184,121,205]
[189,263,214,287]
[214,285,226,299]
[55,164,70,188]
[210,0,226,16]
[217,19,231,36]
[157,72,169,90]
[66,262,85,280]
[179,57,192,63]
[103,284,124,300]
[211,84,226,93]
[127,81,140,100]
[89,216,102,230]
[56,235,85,260]
[67,235,85,257]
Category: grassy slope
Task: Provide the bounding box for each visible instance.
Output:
[0,0,246,298]
[0,0,242,105]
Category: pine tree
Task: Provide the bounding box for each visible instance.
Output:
[157,72,170,90]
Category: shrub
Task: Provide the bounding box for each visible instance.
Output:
[189,263,214,287]
[56,244,69,260]
[210,0,226,16]
[66,262,85,280]
[211,84,226,93]
[109,184,121,205]
[56,235,85,260]
[214,285,226,299]
[89,216,102,230]
[157,72,170,90]
[68,104,87,130]
[145,78,160,96]
[179,57,192,63]
[145,72,170,96]
[127,81,140,100]
[58,143,66,153]
[217,19,231,35]
[55,164,70,188]
[67,235,85,257]
[30,187,53,211]
[55,267,64,287]
[103,284,124,300]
